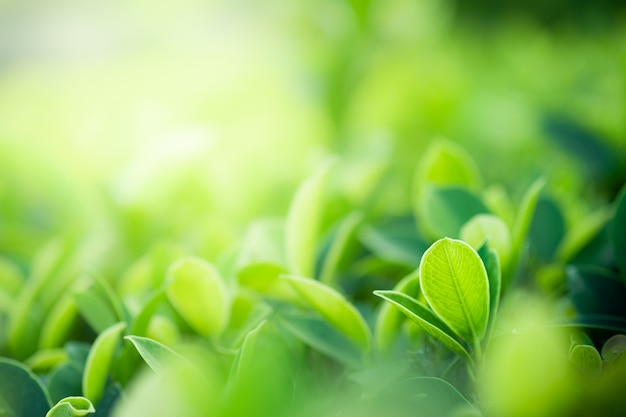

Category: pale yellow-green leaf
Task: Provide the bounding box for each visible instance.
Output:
[569,344,602,377]
[46,396,95,417]
[461,214,512,267]
[166,257,231,337]
[83,322,126,405]
[420,238,489,343]
[281,274,371,350]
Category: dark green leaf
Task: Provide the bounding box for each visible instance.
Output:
[567,266,626,318]
[48,363,83,404]
[0,357,51,417]
[528,197,565,262]
[359,217,428,267]
[610,185,626,281]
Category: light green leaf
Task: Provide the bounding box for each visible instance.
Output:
[511,178,545,259]
[0,257,23,296]
[319,211,363,286]
[373,291,471,362]
[461,214,511,267]
[39,294,78,349]
[556,206,612,262]
[0,357,52,417]
[281,274,371,350]
[237,218,286,268]
[74,290,118,335]
[374,269,420,353]
[285,160,335,277]
[125,336,187,375]
[46,397,95,417]
[83,322,126,405]
[419,238,489,343]
[601,334,626,363]
[237,262,299,302]
[25,348,67,372]
[48,364,83,404]
[166,257,231,337]
[569,344,602,376]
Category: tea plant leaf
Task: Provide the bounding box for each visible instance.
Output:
[610,185,626,280]
[374,269,420,353]
[279,312,364,368]
[477,243,501,334]
[83,322,126,405]
[511,178,545,261]
[461,214,511,267]
[373,290,471,362]
[319,211,363,286]
[419,238,489,343]
[281,274,371,350]
[0,357,51,417]
[46,396,95,417]
[166,257,231,337]
[569,344,602,376]
[39,294,78,349]
[285,160,334,277]
[125,336,186,375]
[601,334,626,363]
[418,186,489,240]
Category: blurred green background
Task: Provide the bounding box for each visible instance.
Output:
[1,0,625,268]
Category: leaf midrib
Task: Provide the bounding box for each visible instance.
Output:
[442,242,476,341]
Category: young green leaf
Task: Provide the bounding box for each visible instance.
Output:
[319,211,363,286]
[25,348,67,372]
[39,294,78,349]
[610,185,626,280]
[0,357,52,417]
[46,396,95,417]
[569,344,602,376]
[418,186,489,240]
[374,269,420,353]
[48,363,84,404]
[125,336,187,375]
[510,178,545,268]
[461,214,511,267]
[477,243,501,335]
[237,262,299,302]
[419,238,489,343]
[373,290,472,362]
[281,274,371,350]
[285,160,334,277]
[556,206,612,262]
[74,290,118,335]
[83,322,126,405]
[166,257,231,337]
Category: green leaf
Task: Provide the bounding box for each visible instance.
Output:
[511,178,545,259]
[358,217,428,267]
[477,243,501,334]
[569,344,602,376]
[74,290,118,335]
[166,257,231,337]
[418,186,489,240]
[83,322,126,405]
[601,334,626,364]
[373,290,471,362]
[557,206,612,262]
[281,274,371,350]
[374,269,421,353]
[420,238,489,343]
[0,257,23,297]
[39,294,78,349]
[279,312,364,367]
[461,214,511,267]
[319,211,363,286]
[0,357,51,417]
[48,363,83,404]
[237,262,298,302]
[527,197,565,262]
[124,336,186,374]
[567,265,626,317]
[611,185,626,280]
[237,219,286,268]
[46,397,95,417]
[25,348,67,373]
[285,160,334,277]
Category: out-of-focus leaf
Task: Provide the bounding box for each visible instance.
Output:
[125,336,187,375]
[557,206,612,262]
[601,334,626,364]
[46,396,95,417]
[359,216,428,268]
[610,185,626,280]
[477,243,501,334]
[74,290,118,335]
[83,322,126,405]
[319,211,363,286]
[39,294,78,349]
[418,186,489,240]
[285,160,335,278]
[25,348,67,373]
[482,184,514,226]
[511,178,545,258]
[528,197,565,262]
[567,266,626,318]
[0,357,51,417]
[374,290,471,362]
[281,274,371,350]
[374,269,420,353]
[0,256,23,297]
[92,384,122,417]
[166,257,230,337]
[280,311,364,368]
[420,238,489,343]
[237,219,286,269]
[48,363,83,404]
[237,262,298,302]
[569,344,602,376]
[461,214,511,267]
